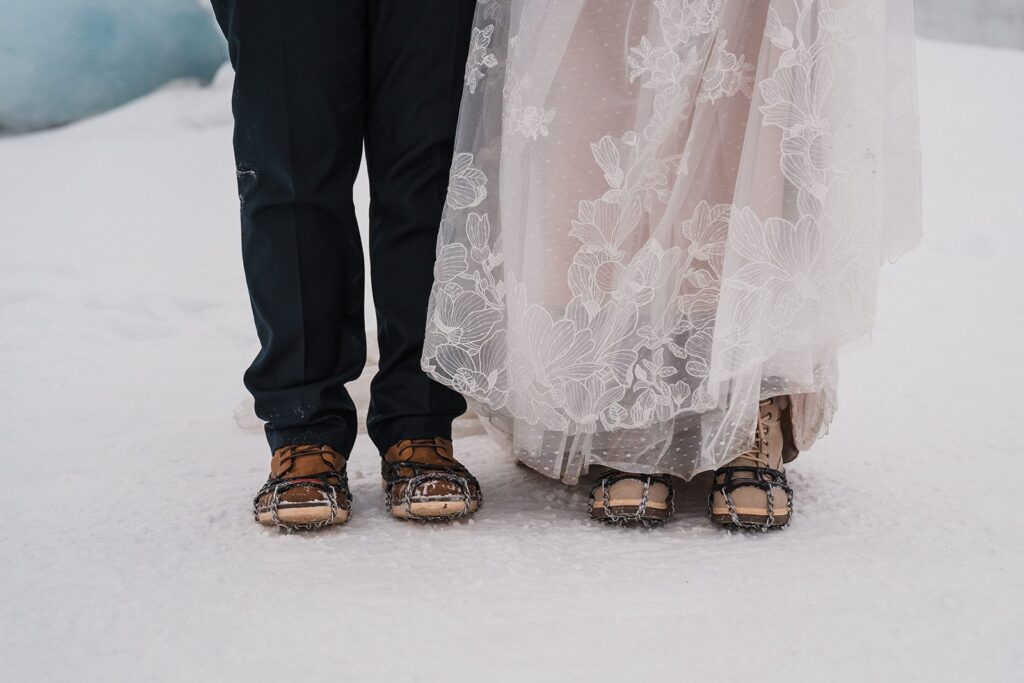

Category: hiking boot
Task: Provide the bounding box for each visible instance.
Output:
[588,470,674,525]
[709,396,793,530]
[382,437,481,521]
[253,444,351,530]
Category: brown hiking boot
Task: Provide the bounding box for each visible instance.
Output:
[382,437,481,521]
[253,444,351,530]
[588,470,674,526]
[709,396,793,530]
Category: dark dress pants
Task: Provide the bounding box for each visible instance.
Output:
[211,0,474,455]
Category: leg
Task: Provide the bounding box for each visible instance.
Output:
[362,0,475,451]
[212,0,368,456]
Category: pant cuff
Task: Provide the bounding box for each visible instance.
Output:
[368,415,457,455]
[265,422,356,459]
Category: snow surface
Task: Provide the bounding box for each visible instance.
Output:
[1,39,1022,681]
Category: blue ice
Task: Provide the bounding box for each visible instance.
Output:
[0,0,226,132]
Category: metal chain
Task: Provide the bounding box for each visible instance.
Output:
[710,466,792,531]
[708,397,793,531]
[382,461,482,522]
[253,471,351,532]
[588,471,674,527]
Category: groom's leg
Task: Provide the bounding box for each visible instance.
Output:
[212,0,368,456]
[362,0,475,451]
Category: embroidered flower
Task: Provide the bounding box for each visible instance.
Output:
[699,41,754,102]
[446,153,487,210]
[428,283,502,349]
[465,24,499,94]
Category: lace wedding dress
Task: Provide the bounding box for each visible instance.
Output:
[423,0,921,483]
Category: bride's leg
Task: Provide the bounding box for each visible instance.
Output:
[523,2,642,311]
[525,4,697,520]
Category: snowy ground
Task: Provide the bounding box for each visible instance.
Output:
[1,39,1022,681]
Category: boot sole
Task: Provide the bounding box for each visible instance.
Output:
[390,499,479,521]
[709,506,790,527]
[256,504,349,527]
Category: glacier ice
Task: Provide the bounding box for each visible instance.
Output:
[0,0,226,132]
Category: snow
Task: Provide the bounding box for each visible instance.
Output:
[915,0,1024,50]
[0,0,224,132]
[1,39,1023,681]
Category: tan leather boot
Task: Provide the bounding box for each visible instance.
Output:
[253,444,351,530]
[382,437,481,521]
[588,470,674,525]
[708,396,793,529]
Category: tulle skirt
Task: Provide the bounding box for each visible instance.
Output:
[423,0,921,483]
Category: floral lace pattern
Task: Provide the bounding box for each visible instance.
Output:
[500,37,558,140]
[464,24,499,94]
[424,0,921,482]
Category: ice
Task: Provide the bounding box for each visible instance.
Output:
[0,38,1022,680]
[0,0,225,132]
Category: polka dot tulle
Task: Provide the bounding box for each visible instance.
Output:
[424,0,921,483]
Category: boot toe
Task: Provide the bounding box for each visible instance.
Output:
[255,483,350,528]
[709,484,791,527]
[388,476,481,521]
[589,475,673,524]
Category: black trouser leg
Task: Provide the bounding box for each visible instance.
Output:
[363,0,474,450]
[212,0,472,457]
[212,0,368,456]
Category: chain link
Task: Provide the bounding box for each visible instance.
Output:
[382,460,482,522]
[587,471,674,527]
[253,471,351,532]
